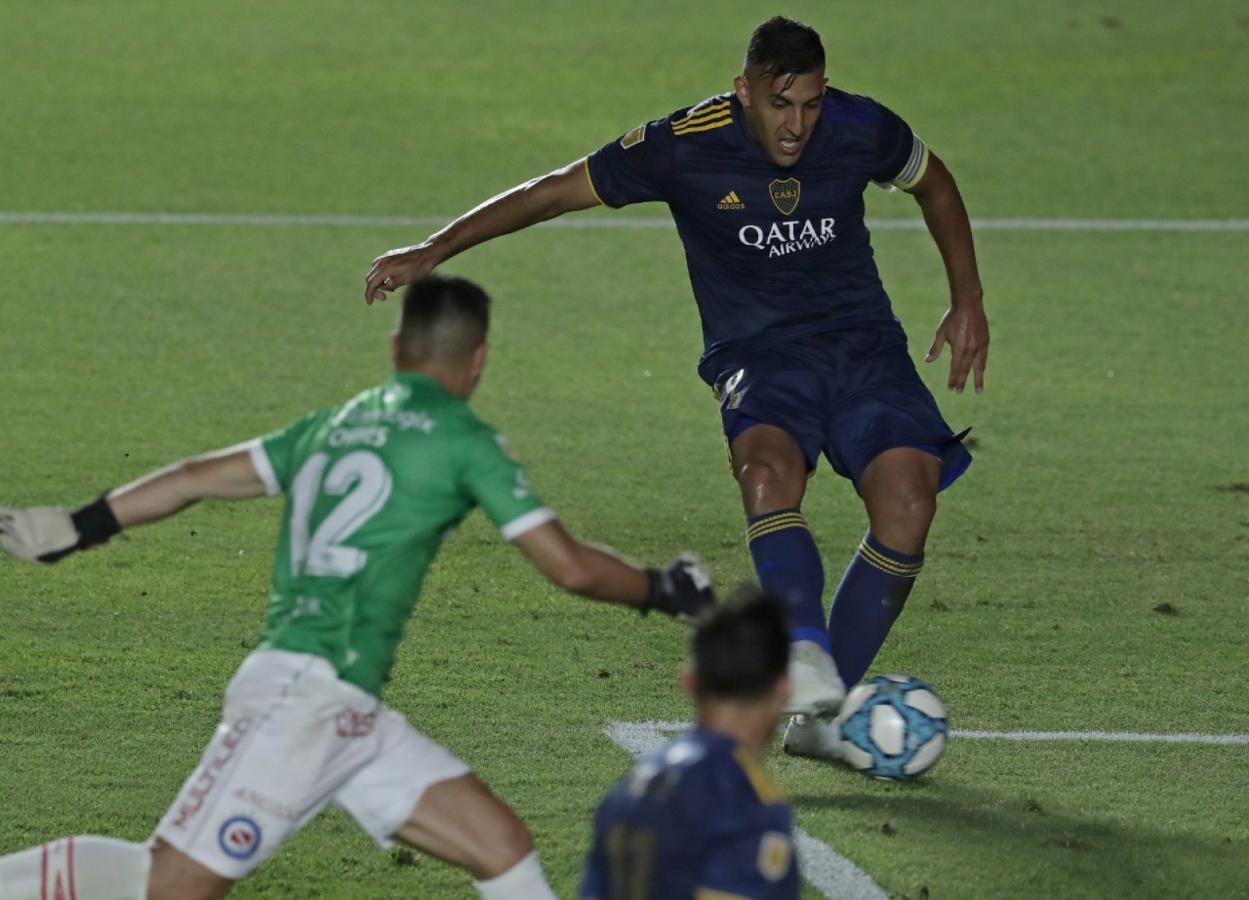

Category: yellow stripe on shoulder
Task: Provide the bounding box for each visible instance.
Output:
[733,748,785,805]
[673,116,733,136]
[672,106,731,130]
[671,99,730,126]
[695,890,750,900]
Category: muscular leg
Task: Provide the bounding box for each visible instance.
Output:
[859,447,941,555]
[391,773,554,899]
[731,424,843,713]
[731,425,823,637]
[147,840,234,900]
[827,447,941,688]
[730,423,809,516]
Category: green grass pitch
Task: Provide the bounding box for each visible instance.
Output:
[1,1,1247,897]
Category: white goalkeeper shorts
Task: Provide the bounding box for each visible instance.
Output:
[153,650,470,880]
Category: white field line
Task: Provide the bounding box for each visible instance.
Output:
[610,720,1249,745]
[1,210,1248,232]
[955,729,1249,745]
[604,720,889,900]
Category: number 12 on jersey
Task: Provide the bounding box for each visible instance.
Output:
[289,450,393,578]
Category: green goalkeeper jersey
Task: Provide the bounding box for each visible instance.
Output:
[245,372,552,697]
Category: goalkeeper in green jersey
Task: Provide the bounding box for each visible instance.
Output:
[0,275,714,900]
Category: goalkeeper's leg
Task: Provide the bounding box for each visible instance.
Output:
[390,773,557,900]
[0,835,234,900]
[0,836,151,900]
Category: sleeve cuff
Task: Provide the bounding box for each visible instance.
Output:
[890,134,929,190]
[244,439,281,496]
[499,507,557,541]
[583,158,607,207]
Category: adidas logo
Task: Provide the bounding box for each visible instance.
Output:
[716,191,746,210]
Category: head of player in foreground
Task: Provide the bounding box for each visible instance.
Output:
[390,272,491,398]
[579,588,796,900]
[0,274,715,900]
[686,584,791,758]
[733,15,827,168]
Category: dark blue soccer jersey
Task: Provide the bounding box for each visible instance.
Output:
[586,88,927,383]
[580,728,799,900]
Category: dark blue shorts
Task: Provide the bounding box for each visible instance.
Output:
[709,327,972,491]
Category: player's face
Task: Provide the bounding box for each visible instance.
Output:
[734,68,827,168]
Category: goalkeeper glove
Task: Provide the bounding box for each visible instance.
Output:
[644,554,715,621]
[0,496,121,563]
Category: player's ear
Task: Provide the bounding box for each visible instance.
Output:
[733,74,751,107]
[679,663,697,699]
[470,341,488,378]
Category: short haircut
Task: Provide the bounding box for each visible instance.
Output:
[744,16,825,84]
[692,585,790,701]
[396,275,491,365]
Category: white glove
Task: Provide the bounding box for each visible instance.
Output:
[0,506,79,563]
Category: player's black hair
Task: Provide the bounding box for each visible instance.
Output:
[744,16,824,85]
[397,274,491,364]
[692,585,790,701]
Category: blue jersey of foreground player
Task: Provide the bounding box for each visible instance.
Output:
[586,88,928,383]
[581,728,799,900]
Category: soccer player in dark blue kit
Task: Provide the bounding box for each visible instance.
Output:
[580,588,798,899]
[366,17,989,758]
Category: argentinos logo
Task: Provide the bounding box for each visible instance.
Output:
[218,816,262,860]
[768,178,800,215]
[738,218,836,258]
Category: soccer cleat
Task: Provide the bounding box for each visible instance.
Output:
[783,640,846,716]
[782,714,845,761]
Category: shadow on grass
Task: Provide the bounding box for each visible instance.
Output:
[789,781,1245,899]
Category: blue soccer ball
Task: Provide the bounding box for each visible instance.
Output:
[836,674,948,781]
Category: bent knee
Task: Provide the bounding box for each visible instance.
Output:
[734,457,806,509]
[877,486,937,525]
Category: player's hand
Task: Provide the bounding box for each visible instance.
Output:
[364,243,441,305]
[924,299,989,394]
[645,554,716,622]
[0,506,79,563]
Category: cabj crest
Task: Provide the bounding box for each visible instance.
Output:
[768,178,801,215]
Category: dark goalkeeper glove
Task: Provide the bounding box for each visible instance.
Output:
[644,553,715,622]
[0,496,121,563]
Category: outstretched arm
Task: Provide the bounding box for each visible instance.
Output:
[907,152,989,394]
[0,444,266,563]
[106,443,267,527]
[365,158,602,304]
[512,520,713,621]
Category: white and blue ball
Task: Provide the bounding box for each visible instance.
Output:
[836,674,948,781]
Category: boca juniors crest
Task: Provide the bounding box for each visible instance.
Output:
[768,178,800,215]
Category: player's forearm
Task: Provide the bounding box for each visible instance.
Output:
[550,540,651,607]
[422,160,600,265]
[514,521,711,618]
[107,447,266,529]
[911,157,983,308]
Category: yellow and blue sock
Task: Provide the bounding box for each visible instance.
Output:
[746,507,829,651]
[827,531,924,687]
